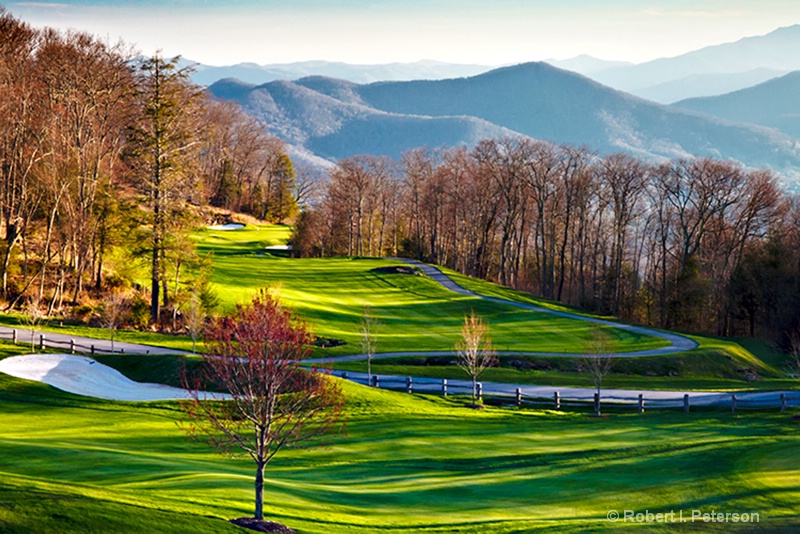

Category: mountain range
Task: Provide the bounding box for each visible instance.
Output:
[208,62,800,179]
[190,60,495,87]
[590,24,800,103]
[194,25,800,105]
[673,71,800,139]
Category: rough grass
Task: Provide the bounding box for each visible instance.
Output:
[0,356,798,533]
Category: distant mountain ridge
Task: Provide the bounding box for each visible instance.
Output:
[210,77,519,167]
[207,62,800,180]
[592,24,800,103]
[190,59,495,87]
[191,25,800,106]
[673,71,800,138]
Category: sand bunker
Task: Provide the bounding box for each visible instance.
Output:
[207,223,245,230]
[0,354,195,401]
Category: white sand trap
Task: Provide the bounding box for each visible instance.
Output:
[0,354,194,401]
[207,223,245,230]
[265,244,292,251]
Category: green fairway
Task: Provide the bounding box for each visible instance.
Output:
[195,226,669,357]
[0,360,798,533]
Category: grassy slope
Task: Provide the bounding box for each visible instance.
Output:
[0,354,798,533]
[195,225,795,389]
[197,225,667,357]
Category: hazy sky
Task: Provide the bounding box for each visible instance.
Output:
[8,0,800,66]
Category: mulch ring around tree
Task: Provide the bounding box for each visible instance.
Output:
[230,517,296,533]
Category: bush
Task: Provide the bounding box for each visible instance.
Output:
[128,294,151,329]
[69,304,95,324]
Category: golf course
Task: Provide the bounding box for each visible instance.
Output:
[1,223,799,532]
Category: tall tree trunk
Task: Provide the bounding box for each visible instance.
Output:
[2,226,19,299]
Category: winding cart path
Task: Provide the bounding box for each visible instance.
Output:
[1,260,797,408]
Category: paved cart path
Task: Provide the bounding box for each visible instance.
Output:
[327,370,800,408]
[0,325,186,355]
[1,260,796,406]
[2,352,794,408]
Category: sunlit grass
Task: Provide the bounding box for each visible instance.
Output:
[195,226,669,357]
[0,365,798,533]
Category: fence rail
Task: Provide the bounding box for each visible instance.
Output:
[0,328,128,355]
[332,371,800,413]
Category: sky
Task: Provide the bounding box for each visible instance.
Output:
[8,0,800,66]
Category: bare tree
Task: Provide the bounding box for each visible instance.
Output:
[182,292,205,354]
[581,328,615,415]
[100,291,129,353]
[456,311,497,406]
[22,297,44,353]
[597,153,650,315]
[181,290,344,523]
[788,331,800,379]
[360,305,379,384]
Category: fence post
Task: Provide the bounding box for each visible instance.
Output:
[781,393,786,414]
[91,345,95,356]
[554,391,561,410]
[39,334,45,351]
[638,394,644,414]
[515,388,522,407]
[593,392,600,415]
[683,394,690,414]
[731,394,737,415]
[477,382,483,402]
[372,375,379,388]
[442,378,447,397]
[342,371,348,381]
[406,376,413,394]
[12,329,16,344]
[70,339,75,354]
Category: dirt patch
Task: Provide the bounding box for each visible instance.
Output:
[230,517,296,533]
[370,265,420,276]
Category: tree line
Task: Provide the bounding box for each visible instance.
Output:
[0,9,298,326]
[292,139,800,347]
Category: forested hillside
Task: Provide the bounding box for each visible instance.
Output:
[674,71,800,138]
[0,9,295,326]
[209,62,800,175]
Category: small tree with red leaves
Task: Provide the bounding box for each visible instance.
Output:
[181,290,344,522]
